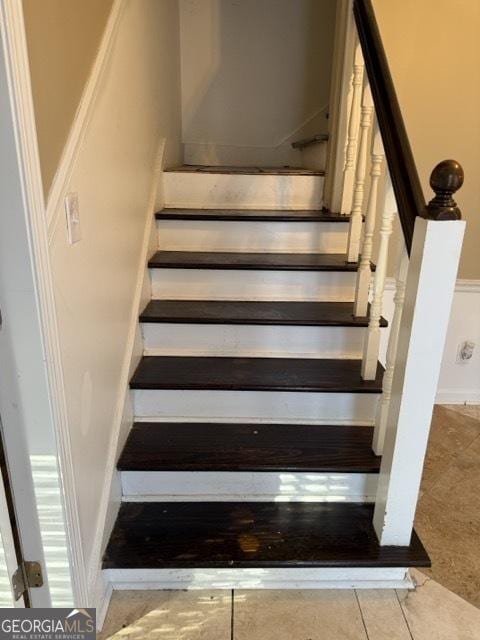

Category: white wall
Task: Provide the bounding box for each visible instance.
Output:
[46,0,182,597]
[380,281,480,405]
[179,0,336,166]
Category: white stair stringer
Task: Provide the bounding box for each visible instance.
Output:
[163,171,324,210]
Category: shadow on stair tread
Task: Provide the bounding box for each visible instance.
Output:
[148,251,376,272]
[103,501,430,570]
[129,356,384,393]
[139,300,387,327]
[118,422,381,473]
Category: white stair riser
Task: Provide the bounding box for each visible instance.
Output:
[150,268,356,301]
[142,323,365,358]
[121,471,377,502]
[133,390,379,423]
[163,172,324,209]
[104,567,413,591]
[157,220,347,254]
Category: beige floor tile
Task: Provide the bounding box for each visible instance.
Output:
[443,404,480,422]
[233,590,367,640]
[98,590,232,640]
[398,569,480,640]
[356,589,411,640]
[421,406,480,492]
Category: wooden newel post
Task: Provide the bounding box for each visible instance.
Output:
[425,160,464,220]
[374,161,465,546]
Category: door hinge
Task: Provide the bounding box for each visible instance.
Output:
[12,561,43,601]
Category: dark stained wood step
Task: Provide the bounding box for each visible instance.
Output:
[148,252,372,272]
[155,208,347,222]
[140,300,387,327]
[118,423,381,473]
[164,165,324,176]
[130,357,384,393]
[103,501,430,569]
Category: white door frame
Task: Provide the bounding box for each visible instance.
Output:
[0,0,87,605]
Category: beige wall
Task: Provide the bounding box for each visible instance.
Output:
[179,0,336,166]
[46,0,182,579]
[23,0,114,199]
[373,0,480,280]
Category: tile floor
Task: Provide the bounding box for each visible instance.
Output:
[99,571,480,639]
[99,404,480,639]
[416,404,480,608]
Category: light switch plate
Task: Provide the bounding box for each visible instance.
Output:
[65,192,81,244]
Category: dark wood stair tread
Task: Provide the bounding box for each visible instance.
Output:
[155,208,347,222]
[149,252,370,271]
[164,165,324,176]
[140,300,387,327]
[118,423,381,473]
[103,501,430,569]
[130,357,384,393]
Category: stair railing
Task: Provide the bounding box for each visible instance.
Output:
[339,0,466,545]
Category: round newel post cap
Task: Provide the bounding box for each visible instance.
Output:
[425,159,464,220]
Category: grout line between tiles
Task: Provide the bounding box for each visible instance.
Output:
[231,589,234,640]
[395,589,415,640]
[354,589,370,640]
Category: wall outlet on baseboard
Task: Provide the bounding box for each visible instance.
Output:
[65,192,81,244]
[456,341,475,364]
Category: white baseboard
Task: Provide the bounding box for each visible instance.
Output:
[93,571,113,632]
[435,390,480,405]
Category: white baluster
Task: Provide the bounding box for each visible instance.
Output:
[361,174,396,380]
[347,80,374,262]
[354,122,384,315]
[372,242,408,455]
[340,42,364,216]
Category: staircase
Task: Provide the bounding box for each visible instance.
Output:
[102,165,430,588]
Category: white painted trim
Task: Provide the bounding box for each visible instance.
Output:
[0,0,87,605]
[455,279,480,293]
[93,571,113,632]
[104,567,414,591]
[46,0,126,238]
[86,139,166,605]
[435,390,480,405]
